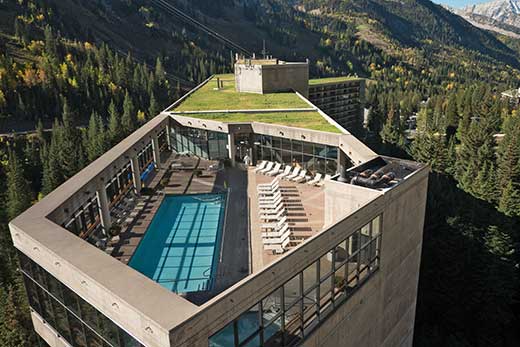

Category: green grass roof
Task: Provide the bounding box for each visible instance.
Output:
[183,111,343,134]
[172,74,344,134]
[309,76,362,85]
[174,74,309,111]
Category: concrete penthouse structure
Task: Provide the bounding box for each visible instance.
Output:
[10,59,428,347]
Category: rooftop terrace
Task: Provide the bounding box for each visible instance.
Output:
[169,74,343,134]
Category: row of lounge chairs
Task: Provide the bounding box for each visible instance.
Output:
[254,161,332,186]
[257,179,292,254]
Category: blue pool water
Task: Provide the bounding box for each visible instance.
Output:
[129,193,226,293]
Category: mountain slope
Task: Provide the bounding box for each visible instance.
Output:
[463,0,520,28]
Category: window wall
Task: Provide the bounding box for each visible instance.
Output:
[63,196,101,240]
[18,252,143,347]
[209,216,382,347]
[170,125,228,160]
[254,135,338,175]
[105,162,133,207]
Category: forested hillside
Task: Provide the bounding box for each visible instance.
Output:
[0,0,519,346]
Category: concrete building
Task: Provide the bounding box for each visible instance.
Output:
[10,62,428,347]
[308,78,365,134]
[234,58,309,96]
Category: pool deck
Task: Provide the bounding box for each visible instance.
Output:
[248,169,325,272]
[111,157,324,305]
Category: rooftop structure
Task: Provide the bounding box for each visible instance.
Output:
[11,59,428,347]
[502,87,520,105]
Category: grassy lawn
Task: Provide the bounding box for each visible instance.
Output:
[184,111,343,133]
[309,76,361,85]
[174,74,310,111]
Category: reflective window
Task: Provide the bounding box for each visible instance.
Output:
[18,252,143,347]
[209,215,382,347]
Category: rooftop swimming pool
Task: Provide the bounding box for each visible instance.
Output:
[129,193,227,293]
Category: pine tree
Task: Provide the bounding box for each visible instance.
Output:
[36,119,45,143]
[155,56,166,82]
[148,92,160,119]
[41,121,63,195]
[0,286,31,347]
[498,181,520,217]
[6,151,32,220]
[121,91,135,135]
[59,100,83,179]
[108,99,121,145]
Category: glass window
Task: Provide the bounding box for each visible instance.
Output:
[209,323,235,347]
[52,300,72,342]
[85,328,104,347]
[291,140,302,153]
[326,146,338,159]
[263,317,282,347]
[281,150,292,165]
[284,274,301,308]
[282,138,291,151]
[326,159,337,175]
[372,216,381,238]
[262,288,282,325]
[302,142,313,155]
[271,137,281,149]
[334,240,348,268]
[283,300,302,343]
[237,304,260,345]
[302,288,318,331]
[302,262,318,293]
[319,252,333,280]
[314,144,326,157]
[67,311,88,347]
[334,264,347,303]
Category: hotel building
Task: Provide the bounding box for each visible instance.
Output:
[10,59,428,347]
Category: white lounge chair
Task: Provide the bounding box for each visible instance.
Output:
[285,167,301,181]
[259,162,274,175]
[262,229,291,245]
[259,202,284,215]
[266,163,282,176]
[254,161,267,173]
[261,223,290,238]
[260,208,286,221]
[276,166,292,179]
[292,170,307,183]
[307,173,323,185]
[316,174,332,187]
[258,190,282,202]
[259,200,284,213]
[258,177,277,188]
[259,195,283,208]
[261,215,288,230]
[258,180,280,193]
[264,236,291,254]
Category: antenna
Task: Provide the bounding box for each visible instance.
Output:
[262,40,267,59]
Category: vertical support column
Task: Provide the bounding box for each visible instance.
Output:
[130,156,142,195]
[152,136,162,170]
[96,180,112,233]
[166,124,172,151]
[338,149,348,183]
[228,132,236,167]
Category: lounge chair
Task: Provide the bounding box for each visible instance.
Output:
[262,229,291,245]
[264,236,291,254]
[254,161,267,173]
[261,223,290,238]
[260,208,286,221]
[258,178,277,188]
[259,195,283,207]
[316,174,332,187]
[307,173,323,185]
[266,163,282,176]
[292,170,307,183]
[261,215,288,230]
[259,200,284,212]
[259,162,274,175]
[258,180,280,193]
[285,167,301,181]
[258,190,282,202]
[259,202,284,215]
[276,166,292,179]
